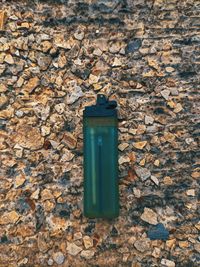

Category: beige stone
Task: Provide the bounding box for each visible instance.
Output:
[140,208,158,225]
[4,54,14,64]
[161,89,170,100]
[186,189,195,196]
[55,103,65,114]
[174,103,183,113]
[89,74,99,84]
[166,239,176,249]
[118,155,130,165]
[41,125,50,137]
[17,22,29,29]
[133,141,147,150]
[83,236,93,249]
[0,94,8,108]
[164,132,175,143]
[0,84,7,92]
[136,125,146,134]
[0,107,14,119]
[30,188,40,200]
[152,247,161,258]
[166,67,175,73]
[0,211,20,225]
[163,176,173,185]
[41,40,52,52]
[15,173,26,188]
[151,175,159,185]
[16,77,24,87]
[80,250,95,259]
[112,57,122,67]
[161,259,175,267]
[41,189,54,201]
[66,242,82,256]
[154,159,160,166]
[13,125,44,150]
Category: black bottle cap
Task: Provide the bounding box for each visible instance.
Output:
[83,94,117,117]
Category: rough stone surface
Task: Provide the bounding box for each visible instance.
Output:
[67,242,82,256]
[134,238,151,253]
[135,166,151,181]
[0,1,199,266]
[161,259,176,267]
[12,125,44,150]
[140,208,158,225]
[52,252,65,265]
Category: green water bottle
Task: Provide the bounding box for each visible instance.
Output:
[83,94,119,218]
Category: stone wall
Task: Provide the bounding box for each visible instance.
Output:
[0,1,199,266]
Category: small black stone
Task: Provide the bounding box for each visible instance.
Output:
[110,226,118,236]
[84,222,95,234]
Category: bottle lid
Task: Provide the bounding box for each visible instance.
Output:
[83,94,117,117]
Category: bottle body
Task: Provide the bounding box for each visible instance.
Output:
[83,116,119,218]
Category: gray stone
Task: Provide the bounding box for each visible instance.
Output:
[52,252,65,265]
[66,85,83,104]
[47,259,53,266]
[135,166,151,181]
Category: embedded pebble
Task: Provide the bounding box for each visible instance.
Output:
[66,85,83,104]
[67,242,82,256]
[161,259,175,267]
[186,189,195,196]
[47,259,53,266]
[89,74,99,84]
[144,115,154,125]
[135,166,151,181]
[147,223,169,240]
[118,143,129,151]
[134,238,151,252]
[152,247,161,258]
[151,175,159,185]
[74,30,85,41]
[161,89,170,100]
[52,252,65,265]
[133,141,147,150]
[83,236,93,249]
[140,208,158,225]
[80,250,95,259]
[41,125,51,136]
